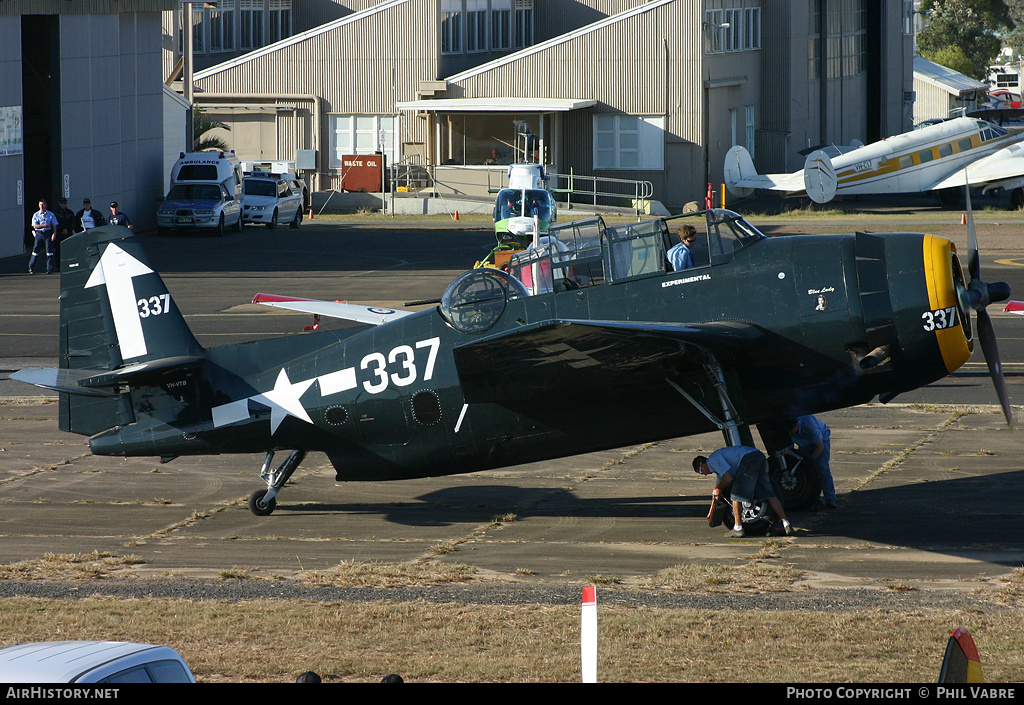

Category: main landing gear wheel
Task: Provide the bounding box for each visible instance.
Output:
[248,489,276,516]
[248,449,306,516]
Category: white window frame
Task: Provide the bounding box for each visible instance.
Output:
[743,6,760,50]
[491,0,512,50]
[466,0,488,53]
[704,9,724,54]
[593,115,665,171]
[514,0,533,49]
[441,0,462,55]
[329,114,400,168]
[239,0,264,51]
[745,105,756,158]
[723,8,742,53]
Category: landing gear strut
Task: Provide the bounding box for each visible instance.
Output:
[248,449,306,516]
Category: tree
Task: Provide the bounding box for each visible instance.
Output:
[917,0,1009,80]
[1001,0,1024,59]
[192,107,230,152]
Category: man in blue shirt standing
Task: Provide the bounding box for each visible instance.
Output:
[788,415,836,509]
[666,224,695,271]
[693,446,796,537]
[28,199,58,274]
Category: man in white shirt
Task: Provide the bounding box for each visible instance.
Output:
[75,198,105,232]
[28,199,58,274]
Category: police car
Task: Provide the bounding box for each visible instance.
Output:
[241,172,304,229]
[157,151,244,236]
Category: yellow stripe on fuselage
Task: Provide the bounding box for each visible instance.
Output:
[833,129,1018,187]
[922,235,973,373]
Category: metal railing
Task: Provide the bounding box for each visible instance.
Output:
[387,162,655,215]
[547,170,654,215]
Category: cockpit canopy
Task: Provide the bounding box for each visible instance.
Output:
[506,208,765,296]
[495,189,554,222]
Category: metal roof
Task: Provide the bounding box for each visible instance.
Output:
[914,55,988,96]
[444,0,677,83]
[195,0,410,81]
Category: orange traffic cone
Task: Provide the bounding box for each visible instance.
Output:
[961,213,966,225]
[309,208,314,220]
[454,210,459,220]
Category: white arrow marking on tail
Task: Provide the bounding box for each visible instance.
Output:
[84,242,155,360]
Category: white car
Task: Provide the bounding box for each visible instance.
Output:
[242,173,304,229]
[0,641,196,683]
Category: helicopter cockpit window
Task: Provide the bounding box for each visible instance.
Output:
[495,189,552,221]
[440,268,528,333]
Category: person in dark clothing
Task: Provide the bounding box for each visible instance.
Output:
[75,198,105,233]
[53,198,76,266]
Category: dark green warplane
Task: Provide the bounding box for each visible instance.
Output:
[13,204,1012,516]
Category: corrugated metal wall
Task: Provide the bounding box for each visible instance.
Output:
[0,1,173,14]
[449,0,705,205]
[0,15,23,259]
[195,0,439,189]
[758,0,792,173]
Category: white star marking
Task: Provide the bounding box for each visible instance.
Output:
[251,369,316,434]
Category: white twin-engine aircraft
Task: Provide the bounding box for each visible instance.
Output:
[725,116,1024,207]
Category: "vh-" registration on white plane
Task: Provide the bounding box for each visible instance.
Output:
[724,115,1024,207]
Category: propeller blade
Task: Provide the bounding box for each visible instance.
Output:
[976,308,1014,429]
[962,179,1012,428]
[963,183,980,282]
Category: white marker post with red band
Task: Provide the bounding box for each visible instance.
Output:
[581,585,597,683]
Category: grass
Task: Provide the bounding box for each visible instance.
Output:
[0,561,1021,681]
[1,596,1023,682]
[0,552,146,581]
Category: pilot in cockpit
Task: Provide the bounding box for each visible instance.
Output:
[667,225,696,271]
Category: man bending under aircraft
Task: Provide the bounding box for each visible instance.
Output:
[667,224,695,271]
[693,446,796,537]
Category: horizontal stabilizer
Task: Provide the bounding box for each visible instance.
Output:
[77,355,206,389]
[12,356,205,396]
[252,293,414,326]
[11,368,120,397]
[724,145,809,197]
[803,150,838,203]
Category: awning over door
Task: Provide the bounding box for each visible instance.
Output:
[395,97,597,112]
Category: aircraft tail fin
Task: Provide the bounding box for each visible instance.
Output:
[803,149,838,203]
[36,226,204,436]
[723,145,758,197]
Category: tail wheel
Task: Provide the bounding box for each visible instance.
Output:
[248,489,276,516]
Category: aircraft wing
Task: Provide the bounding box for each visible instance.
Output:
[252,293,414,326]
[928,142,1024,190]
[453,318,770,404]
